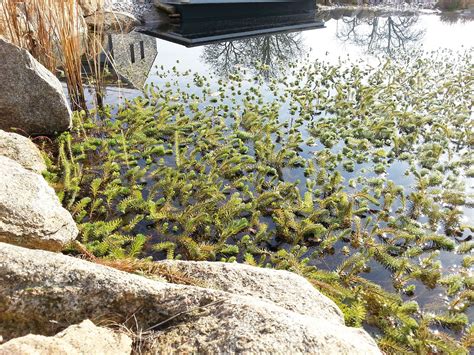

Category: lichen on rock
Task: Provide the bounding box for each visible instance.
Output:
[0,319,132,355]
[0,156,77,251]
[0,38,72,136]
[0,242,381,354]
[0,130,46,174]
[156,259,345,323]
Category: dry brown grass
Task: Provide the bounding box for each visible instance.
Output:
[55,0,87,111]
[1,0,58,71]
[72,241,203,286]
[83,15,107,109]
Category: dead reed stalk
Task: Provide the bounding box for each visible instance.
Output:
[54,0,87,111]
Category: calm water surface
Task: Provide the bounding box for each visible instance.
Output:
[100,10,474,101]
[95,8,473,319]
[145,11,474,81]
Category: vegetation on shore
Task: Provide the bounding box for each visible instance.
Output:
[0,0,109,111]
[39,48,474,353]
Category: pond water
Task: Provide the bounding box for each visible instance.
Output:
[145,10,474,80]
[103,9,474,237]
[99,8,474,97]
[83,6,473,337]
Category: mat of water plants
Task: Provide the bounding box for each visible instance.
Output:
[44,48,474,353]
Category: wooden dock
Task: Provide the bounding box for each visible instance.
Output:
[155,0,317,21]
[139,13,323,47]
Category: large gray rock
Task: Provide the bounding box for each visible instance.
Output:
[0,130,46,174]
[0,156,78,251]
[157,260,344,322]
[0,320,132,355]
[0,38,72,136]
[0,243,381,354]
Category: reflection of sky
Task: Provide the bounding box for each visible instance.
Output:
[418,14,474,49]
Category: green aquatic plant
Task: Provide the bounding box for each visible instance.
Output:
[44,48,473,354]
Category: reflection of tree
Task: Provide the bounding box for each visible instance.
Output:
[336,15,425,56]
[439,12,474,24]
[201,33,304,79]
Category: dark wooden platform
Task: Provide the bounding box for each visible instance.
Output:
[139,13,324,47]
[155,0,317,21]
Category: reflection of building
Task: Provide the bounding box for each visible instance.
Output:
[140,14,323,47]
[104,32,158,89]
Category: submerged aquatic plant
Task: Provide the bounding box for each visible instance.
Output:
[43,48,473,354]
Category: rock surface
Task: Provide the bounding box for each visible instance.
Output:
[105,0,153,18]
[0,320,132,355]
[85,11,140,33]
[0,130,46,174]
[157,260,344,322]
[0,156,78,251]
[0,38,72,136]
[79,0,104,16]
[0,243,381,354]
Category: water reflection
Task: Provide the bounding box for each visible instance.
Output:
[336,14,425,55]
[439,10,474,23]
[201,33,305,79]
[105,32,158,89]
[98,8,474,86]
